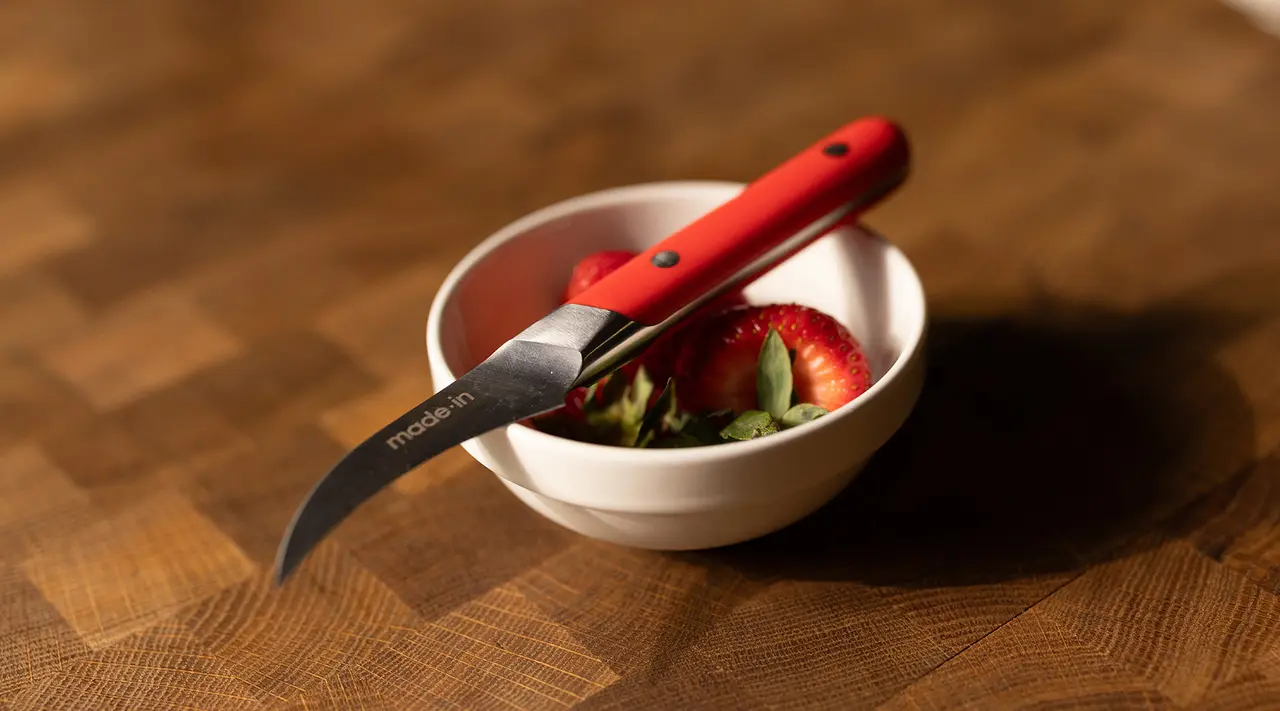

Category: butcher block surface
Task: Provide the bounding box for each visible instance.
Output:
[2,1,1279,708]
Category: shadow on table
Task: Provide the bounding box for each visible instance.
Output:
[684,267,1277,588]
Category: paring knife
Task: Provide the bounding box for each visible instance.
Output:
[274,116,911,584]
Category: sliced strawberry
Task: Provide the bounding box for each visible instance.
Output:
[636,289,750,378]
[674,304,872,414]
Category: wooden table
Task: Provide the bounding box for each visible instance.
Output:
[3,1,1279,708]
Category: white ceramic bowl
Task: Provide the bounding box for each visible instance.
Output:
[426,181,927,550]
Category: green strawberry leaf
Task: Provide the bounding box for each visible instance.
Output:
[780,403,828,428]
[787,349,799,407]
[582,410,624,445]
[625,366,654,420]
[664,409,692,433]
[658,382,689,433]
[720,410,779,441]
[537,411,616,445]
[598,365,649,447]
[585,370,630,415]
[756,328,793,419]
[636,377,677,448]
[673,413,727,445]
[577,366,647,446]
[607,369,634,402]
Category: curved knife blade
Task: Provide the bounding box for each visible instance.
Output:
[273,338,584,583]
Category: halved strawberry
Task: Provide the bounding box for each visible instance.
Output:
[674,304,872,414]
[635,291,747,381]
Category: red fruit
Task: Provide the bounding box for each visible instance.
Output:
[561,385,590,418]
[559,370,619,420]
[535,250,757,436]
[636,290,748,382]
[563,250,637,302]
[558,249,748,400]
[674,304,871,414]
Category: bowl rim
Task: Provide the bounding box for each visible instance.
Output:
[425,180,928,465]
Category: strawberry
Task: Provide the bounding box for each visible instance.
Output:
[674,304,871,415]
[634,289,749,382]
[556,249,748,402]
[563,250,637,302]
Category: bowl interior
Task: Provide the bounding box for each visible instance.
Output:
[433,182,924,390]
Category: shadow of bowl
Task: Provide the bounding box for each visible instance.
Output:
[685,292,1261,587]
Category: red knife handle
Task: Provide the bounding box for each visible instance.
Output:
[566,116,910,326]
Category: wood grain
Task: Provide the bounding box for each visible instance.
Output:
[2,0,1279,708]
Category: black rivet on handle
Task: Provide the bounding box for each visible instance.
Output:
[823,142,849,157]
[652,250,680,268]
